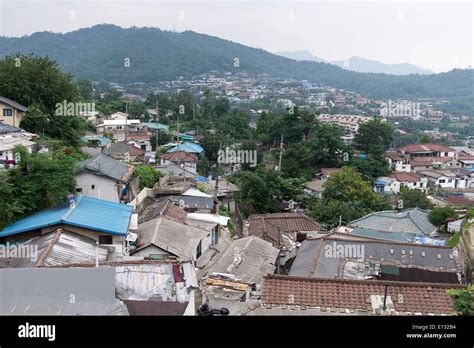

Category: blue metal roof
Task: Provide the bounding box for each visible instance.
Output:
[0,196,133,237]
[167,142,204,154]
[195,176,209,183]
[142,122,169,132]
[81,135,111,147]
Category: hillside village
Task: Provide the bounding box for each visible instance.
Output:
[0,54,473,317]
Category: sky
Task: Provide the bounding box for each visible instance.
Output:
[0,0,472,73]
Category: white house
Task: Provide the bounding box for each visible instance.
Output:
[76,153,139,203]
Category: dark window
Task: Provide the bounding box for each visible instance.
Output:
[76,188,83,193]
[196,241,202,259]
[3,108,13,116]
[91,185,95,189]
[99,235,113,244]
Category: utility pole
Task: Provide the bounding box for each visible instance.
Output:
[213,141,222,212]
[278,135,284,171]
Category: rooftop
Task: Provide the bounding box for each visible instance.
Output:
[78,153,134,182]
[134,216,209,260]
[0,196,133,237]
[204,236,279,285]
[0,229,109,268]
[348,208,436,236]
[166,142,204,154]
[0,96,28,112]
[261,274,463,315]
[289,237,460,282]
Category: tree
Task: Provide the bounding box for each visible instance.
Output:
[399,188,432,210]
[76,79,94,101]
[446,285,473,316]
[9,146,77,217]
[428,207,458,226]
[310,167,392,227]
[132,165,164,190]
[0,54,78,114]
[0,172,24,229]
[349,156,390,181]
[354,118,394,156]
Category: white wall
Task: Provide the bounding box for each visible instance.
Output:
[75,172,121,203]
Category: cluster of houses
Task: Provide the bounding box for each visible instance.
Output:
[0,95,472,316]
[377,144,474,196]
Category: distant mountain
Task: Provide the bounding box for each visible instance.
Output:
[331,56,434,75]
[276,50,325,63]
[0,25,471,103]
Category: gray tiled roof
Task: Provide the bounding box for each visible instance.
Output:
[0,122,21,134]
[78,153,134,182]
[348,208,436,236]
[0,97,28,112]
[289,237,459,280]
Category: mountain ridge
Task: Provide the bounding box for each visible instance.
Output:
[0,24,472,103]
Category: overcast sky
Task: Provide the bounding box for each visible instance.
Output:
[0,0,472,72]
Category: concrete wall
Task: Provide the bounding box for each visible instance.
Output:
[75,172,121,203]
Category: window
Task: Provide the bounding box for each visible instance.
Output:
[196,241,202,259]
[99,235,113,245]
[439,179,446,184]
[91,185,95,189]
[3,108,13,116]
[76,188,83,193]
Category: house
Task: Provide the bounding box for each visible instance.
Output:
[289,236,462,283]
[0,96,28,127]
[166,142,204,154]
[314,167,342,180]
[154,176,195,196]
[410,156,454,172]
[96,119,143,141]
[200,236,278,314]
[104,142,145,162]
[348,208,437,237]
[168,195,214,213]
[419,170,456,188]
[304,178,326,198]
[76,153,139,203]
[160,151,198,174]
[0,229,109,268]
[109,111,129,120]
[254,274,463,315]
[399,144,456,158]
[131,216,211,263]
[247,213,322,266]
[384,152,411,172]
[374,172,428,194]
[155,163,198,179]
[0,137,35,169]
[456,153,474,169]
[0,122,35,141]
[0,196,133,257]
[81,135,111,150]
[113,261,197,315]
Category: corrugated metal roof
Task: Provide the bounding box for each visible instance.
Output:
[0,122,21,134]
[167,142,204,154]
[0,230,109,268]
[0,196,133,237]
